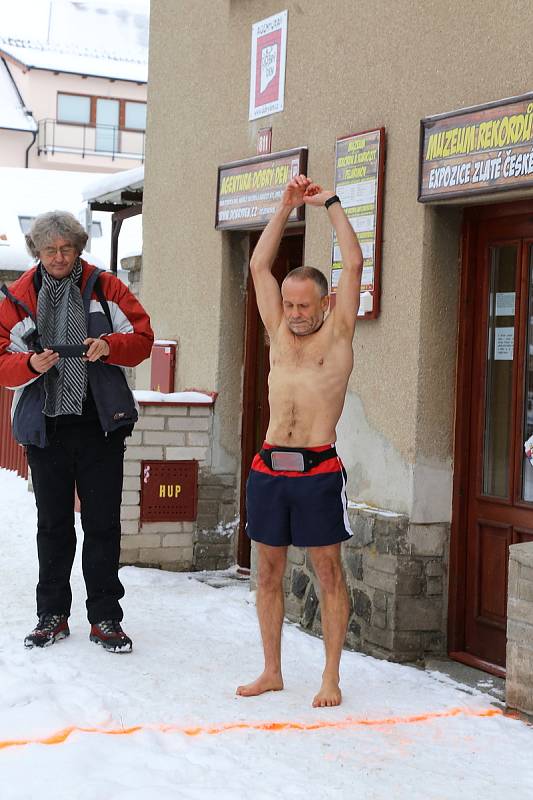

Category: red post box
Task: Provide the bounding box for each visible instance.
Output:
[150,340,177,393]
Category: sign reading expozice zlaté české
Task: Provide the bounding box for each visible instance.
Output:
[331,129,385,319]
[419,93,533,201]
[216,148,307,230]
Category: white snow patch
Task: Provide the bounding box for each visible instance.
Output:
[82,165,144,203]
[133,390,214,404]
[347,499,403,517]
[0,59,37,132]
[0,1,149,83]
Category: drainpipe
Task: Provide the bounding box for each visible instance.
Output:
[25,129,37,168]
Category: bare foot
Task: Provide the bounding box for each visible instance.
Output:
[236,671,284,697]
[312,675,342,708]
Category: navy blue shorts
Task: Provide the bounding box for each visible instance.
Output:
[246,444,353,548]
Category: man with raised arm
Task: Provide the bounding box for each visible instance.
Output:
[236,175,363,708]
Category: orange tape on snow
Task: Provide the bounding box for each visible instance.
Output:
[0,707,502,751]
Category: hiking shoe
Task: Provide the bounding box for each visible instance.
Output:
[24,614,70,648]
[90,620,132,653]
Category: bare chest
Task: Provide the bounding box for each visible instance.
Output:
[270,328,332,372]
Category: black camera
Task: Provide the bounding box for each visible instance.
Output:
[21,327,44,354]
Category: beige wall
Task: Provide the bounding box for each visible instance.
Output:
[143,0,533,516]
[5,60,146,173]
[0,129,30,167]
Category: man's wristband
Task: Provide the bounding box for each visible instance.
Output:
[324,194,341,210]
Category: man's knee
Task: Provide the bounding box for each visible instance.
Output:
[257,550,286,591]
[313,556,345,595]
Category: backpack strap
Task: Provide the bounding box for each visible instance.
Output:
[0,283,37,322]
[94,275,113,331]
[82,267,113,332]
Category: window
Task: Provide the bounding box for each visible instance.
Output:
[56,93,147,131]
[57,93,91,124]
[18,216,35,235]
[124,101,147,131]
[90,221,102,237]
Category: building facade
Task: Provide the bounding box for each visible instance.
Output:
[140,0,533,675]
[0,34,147,172]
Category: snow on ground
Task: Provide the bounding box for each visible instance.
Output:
[1,467,533,800]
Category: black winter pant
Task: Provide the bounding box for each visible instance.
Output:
[26,422,126,624]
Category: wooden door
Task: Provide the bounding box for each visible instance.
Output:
[237,232,304,568]
[451,205,533,674]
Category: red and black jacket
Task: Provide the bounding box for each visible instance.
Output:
[0,260,154,446]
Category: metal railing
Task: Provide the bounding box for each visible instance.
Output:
[0,386,28,480]
[37,118,145,162]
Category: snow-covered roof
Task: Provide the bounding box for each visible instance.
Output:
[0,36,147,83]
[0,58,37,132]
[83,165,144,204]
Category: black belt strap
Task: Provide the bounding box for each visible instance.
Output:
[259,446,337,472]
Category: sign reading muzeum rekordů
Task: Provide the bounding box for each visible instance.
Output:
[419,94,533,201]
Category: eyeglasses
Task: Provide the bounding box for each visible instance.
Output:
[41,246,77,258]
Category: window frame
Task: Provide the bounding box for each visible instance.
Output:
[56,92,94,126]
[56,92,147,132]
[122,100,148,132]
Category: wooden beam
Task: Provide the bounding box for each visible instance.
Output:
[121,190,143,202]
[89,201,129,212]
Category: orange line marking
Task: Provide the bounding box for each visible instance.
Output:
[0,707,502,751]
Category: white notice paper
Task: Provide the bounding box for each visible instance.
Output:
[495,292,516,316]
[494,326,514,360]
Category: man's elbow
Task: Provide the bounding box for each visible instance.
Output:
[250,255,269,274]
[346,255,363,273]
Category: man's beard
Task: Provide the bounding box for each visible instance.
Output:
[289,314,324,336]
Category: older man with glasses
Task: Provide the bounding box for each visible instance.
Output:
[0,210,153,653]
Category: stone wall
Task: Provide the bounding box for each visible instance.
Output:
[0,269,24,285]
[120,254,142,389]
[120,254,142,299]
[278,504,449,664]
[120,400,237,572]
[506,541,533,717]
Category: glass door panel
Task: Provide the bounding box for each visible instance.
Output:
[95,98,119,153]
[482,245,517,497]
[522,245,533,501]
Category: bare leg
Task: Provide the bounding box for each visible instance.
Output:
[236,543,287,697]
[308,544,349,707]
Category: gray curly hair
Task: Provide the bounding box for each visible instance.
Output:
[25,210,88,258]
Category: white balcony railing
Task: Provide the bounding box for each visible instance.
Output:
[37,118,145,162]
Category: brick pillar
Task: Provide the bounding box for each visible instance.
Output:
[120,400,237,571]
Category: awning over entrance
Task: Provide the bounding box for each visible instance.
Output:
[83,166,144,272]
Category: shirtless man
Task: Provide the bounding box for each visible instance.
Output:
[236,175,363,707]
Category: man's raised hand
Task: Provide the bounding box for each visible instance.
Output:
[280,174,311,209]
[303,182,335,207]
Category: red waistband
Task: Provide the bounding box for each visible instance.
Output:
[262,442,335,452]
[253,443,341,477]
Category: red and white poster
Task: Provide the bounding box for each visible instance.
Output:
[249,10,288,121]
